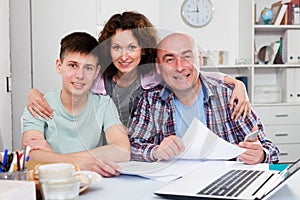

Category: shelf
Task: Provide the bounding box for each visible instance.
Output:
[254,64,300,68]
[202,65,252,69]
[253,102,300,107]
[203,64,300,69]
[252,0,300,164]
[254,25,300,32]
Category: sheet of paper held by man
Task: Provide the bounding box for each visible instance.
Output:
[180,118,246,160]
[119,118,246,181]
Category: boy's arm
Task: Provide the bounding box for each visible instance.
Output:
[22,130,54,152]
[23,130,122,177]
[88,124,131,162]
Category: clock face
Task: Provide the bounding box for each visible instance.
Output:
[181,0,214,27]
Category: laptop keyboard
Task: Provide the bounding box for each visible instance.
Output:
[197,169,264,197]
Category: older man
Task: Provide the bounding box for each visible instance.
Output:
[129,33,279,164]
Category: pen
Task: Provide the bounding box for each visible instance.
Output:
[6,153,13,172]
[22,146,31,170]
[8,153,17,173]
[2,148,8,169]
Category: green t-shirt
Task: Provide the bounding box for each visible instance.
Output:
[22,90,122,154]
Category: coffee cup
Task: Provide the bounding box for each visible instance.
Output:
[38,163,91,193]
[41,178,80,200]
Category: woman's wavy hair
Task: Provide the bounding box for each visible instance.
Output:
[98,11,160,78]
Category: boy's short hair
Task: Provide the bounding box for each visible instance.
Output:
[59,32,99,62]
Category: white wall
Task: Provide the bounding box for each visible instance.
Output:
[31,0,98,93]
[10,0,32,149]
[0,0,12,150]
[30,0,245,93]
[158,0,241,65]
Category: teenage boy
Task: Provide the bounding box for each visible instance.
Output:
[22,32,130,177]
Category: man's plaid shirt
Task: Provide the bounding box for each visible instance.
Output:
[129,73,280,163]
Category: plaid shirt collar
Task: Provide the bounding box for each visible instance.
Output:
[158,71,212,103]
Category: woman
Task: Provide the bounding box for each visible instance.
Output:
[27,11,251,128]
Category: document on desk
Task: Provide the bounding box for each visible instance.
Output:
[119,159,206,182]
[119,159,267,182]
[119,118,246,181]
[180,118,245,160]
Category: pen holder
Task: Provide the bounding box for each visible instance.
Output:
[0,169,28,180]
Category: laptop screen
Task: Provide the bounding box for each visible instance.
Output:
[262,159,300,199]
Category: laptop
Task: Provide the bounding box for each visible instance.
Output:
[154,159,300,200]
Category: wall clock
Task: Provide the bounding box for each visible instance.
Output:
[181,0,214,27]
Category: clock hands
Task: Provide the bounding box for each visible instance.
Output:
[186,7,200,13]
[186,10,199,13]
[186,2,200,13]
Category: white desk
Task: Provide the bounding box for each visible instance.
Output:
[80,163,300,200]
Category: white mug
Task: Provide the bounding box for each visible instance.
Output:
[38,163,91,193]
[39,163,75,180]
[41,178,80,200]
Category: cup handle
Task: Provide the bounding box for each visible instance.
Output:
[33,164,41,180]
[73,171,92,193]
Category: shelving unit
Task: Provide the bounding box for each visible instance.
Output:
[252,0,300,163]
[202,0,300,163]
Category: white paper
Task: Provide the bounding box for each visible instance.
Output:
[120,118,246,181]
[119,159,206,182]
[119,159,269,182]
[180,118,246,160]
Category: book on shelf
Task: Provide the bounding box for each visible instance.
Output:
[294,6,300,24]
[271,1,282,24]
[268,41,281,64]
[281,0,300,25]
[284,3,293,24]
[274,3,288,25]
[281,8,288,25]
[281,0,291,3]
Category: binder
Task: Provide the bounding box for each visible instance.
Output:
[282,68,297,102]
[282,30,300,64]
[295,68,300,102]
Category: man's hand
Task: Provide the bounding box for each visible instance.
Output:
[153,135,185,161]
[238,140,265,165]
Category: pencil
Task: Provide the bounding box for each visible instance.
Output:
[16,150,21,171]
[22,146,27,170]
